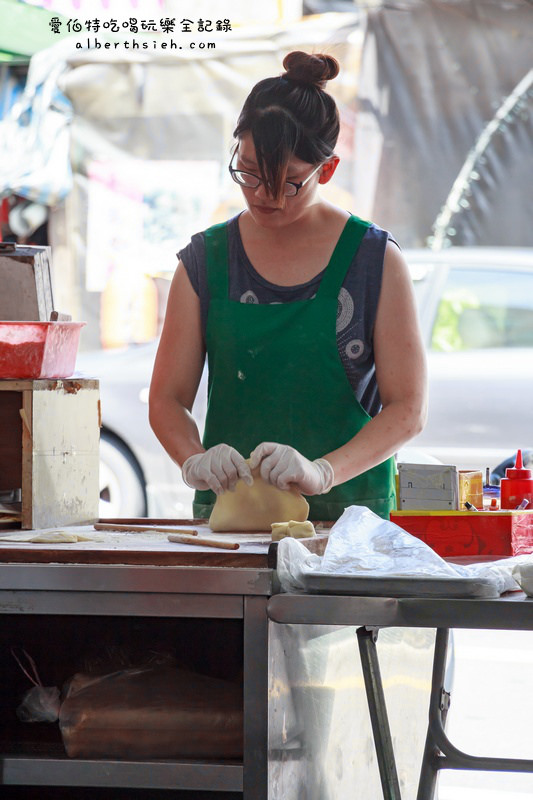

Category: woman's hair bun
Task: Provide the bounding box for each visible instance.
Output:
[282,51,339,88]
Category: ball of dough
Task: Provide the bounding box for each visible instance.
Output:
[209,465,309,532]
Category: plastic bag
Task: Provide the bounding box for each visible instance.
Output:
[17,685,61,723]
[320,505,462,578]
[512,563,533,596]
[0,40,73,204]
[277,505,527,596]
[59,665,243,759]
[12,648,60,723]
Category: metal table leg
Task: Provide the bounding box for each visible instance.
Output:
[357,626,402,800]
[243,595,269,800]
[417,627,451,800]
[417,627,533,800]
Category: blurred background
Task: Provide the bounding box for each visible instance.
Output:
[1,0,532,519]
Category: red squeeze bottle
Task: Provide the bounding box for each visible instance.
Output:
[500,450,533,510]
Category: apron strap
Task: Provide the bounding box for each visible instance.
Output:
[204,214,370,300]
[205,221,230,299]
[315,215,371,299]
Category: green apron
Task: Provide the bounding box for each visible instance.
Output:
[193,214,396,521]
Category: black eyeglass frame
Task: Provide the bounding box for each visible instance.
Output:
[228,150,323,197]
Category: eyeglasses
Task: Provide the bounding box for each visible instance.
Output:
[228,150,322,197]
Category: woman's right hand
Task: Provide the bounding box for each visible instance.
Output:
[181,444,253,495]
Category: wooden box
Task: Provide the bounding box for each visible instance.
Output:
[0,245,53,321]
[390,509,533,557]
[0,378,100,529]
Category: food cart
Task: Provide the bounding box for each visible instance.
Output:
[1,243,532,800]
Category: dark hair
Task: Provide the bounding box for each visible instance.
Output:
[233,51,340,203]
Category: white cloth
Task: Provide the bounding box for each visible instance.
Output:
[249,442,334,495]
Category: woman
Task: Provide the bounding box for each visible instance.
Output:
[149,51,427,521]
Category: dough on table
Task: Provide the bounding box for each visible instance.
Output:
[30,531,86,543]
[209,465,309,532]
[271,520,317,541]
[0,531,97,543]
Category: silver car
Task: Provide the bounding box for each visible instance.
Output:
[406,247,533,470]
[77,246,533,517]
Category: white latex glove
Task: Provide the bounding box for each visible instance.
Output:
[249,442,335,495]
[182,444,253,495]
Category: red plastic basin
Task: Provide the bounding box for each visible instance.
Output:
[0,322,86,379]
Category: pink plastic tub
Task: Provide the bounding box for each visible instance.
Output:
[0,322,86,379]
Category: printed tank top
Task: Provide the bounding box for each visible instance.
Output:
[178,212,398,418]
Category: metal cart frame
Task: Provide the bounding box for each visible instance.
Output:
[0,563,272,796]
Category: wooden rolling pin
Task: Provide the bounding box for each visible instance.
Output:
[93,523,239,550]
[94,523,198,535]
[167,534,239,550]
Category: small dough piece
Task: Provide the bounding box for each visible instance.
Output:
[288,520,316,538]
[29,531,97,543]
[0,531,99,544]
[209,466,309,532]
[271,522,290,541]
[271,520,316,541]
[30,531,79,543]
[0,533,44,543]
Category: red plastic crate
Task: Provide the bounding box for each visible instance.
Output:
[390,510,533,557]
[0,322,85,379]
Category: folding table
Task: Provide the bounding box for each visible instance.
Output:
[267,590,533,800]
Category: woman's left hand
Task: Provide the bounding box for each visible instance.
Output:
[249,442,335,495]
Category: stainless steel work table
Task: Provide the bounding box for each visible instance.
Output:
[267,590,533,800]
[2,525,529,800]
[0,521,346,800]
[0,528,278,800]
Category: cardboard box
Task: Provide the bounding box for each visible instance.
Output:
[458,470,483,509]
[390,509,533,557]
[397,463,459,510]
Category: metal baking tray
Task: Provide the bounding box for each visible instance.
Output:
[301,572,497,598]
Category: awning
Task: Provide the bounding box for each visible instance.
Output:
[0,0,71,64]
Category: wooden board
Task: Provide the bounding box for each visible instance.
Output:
[0,520,331,569]
[0,391,22,491]
[0,245,53,321]
[29,382,100,528]
[0,379,100,530]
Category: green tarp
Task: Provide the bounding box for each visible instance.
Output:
[0,0,70,63]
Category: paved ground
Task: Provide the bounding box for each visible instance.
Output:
[437,628,533,799]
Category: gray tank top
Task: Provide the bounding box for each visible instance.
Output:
[178,213,397,418]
